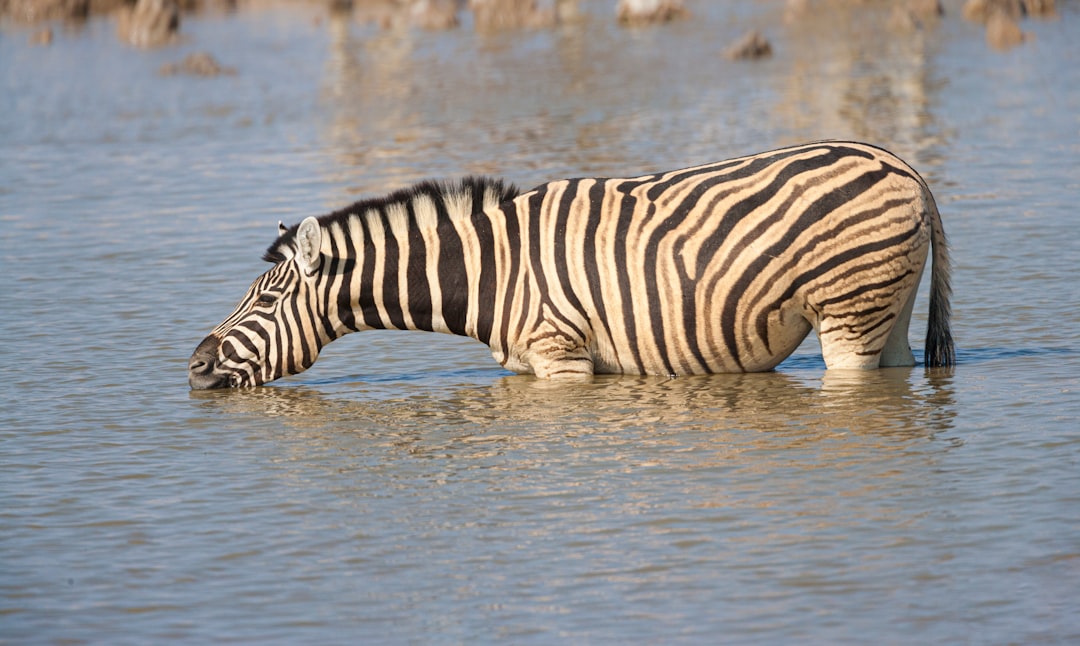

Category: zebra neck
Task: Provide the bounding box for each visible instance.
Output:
[334,179,512,346]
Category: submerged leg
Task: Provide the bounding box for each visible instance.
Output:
[807,235,927,371]
[530,351,595,379]
[516,317,595,379]
[816,321,887,370]
[810,277,919,371]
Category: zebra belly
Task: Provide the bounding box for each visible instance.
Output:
[579,289,813,376]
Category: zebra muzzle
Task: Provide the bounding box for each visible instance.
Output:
[188,334,230,390]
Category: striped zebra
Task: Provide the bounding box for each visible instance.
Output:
[188,141,954,389]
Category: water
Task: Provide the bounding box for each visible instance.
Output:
[3,1,1079,642]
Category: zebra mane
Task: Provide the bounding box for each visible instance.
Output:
[263,176,519,264]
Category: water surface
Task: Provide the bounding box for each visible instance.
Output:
[2,1,1079,643]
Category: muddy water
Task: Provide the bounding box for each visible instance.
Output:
[3,1,1079,642]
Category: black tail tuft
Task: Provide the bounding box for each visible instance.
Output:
[924,192,955,368]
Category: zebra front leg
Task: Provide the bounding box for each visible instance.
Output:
[521,328,595,380]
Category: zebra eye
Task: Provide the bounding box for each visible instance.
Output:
[254,292,279,308]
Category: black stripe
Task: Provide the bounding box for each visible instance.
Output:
[513,189,549,349]
[854,311,896,337]
[271,301,286,379]
[220,337,250,367]
[285,311,302,378]
[498,198,523,354]
[791,227,920,293]
[473,202,497,344]
[377,208,407,330]
[404,199,433,332]
[433,195,467,336]
[814,268,916,308]
[317,240,334,335]
[527,188,549,297]
[612,181,644,373]
[641,201,676,375]
[581,179,612,354]
[877,159,919,183]
[552,179,588,321]
[356,217,382,329]
[660,156,776,217]
[667,229,710,372]
[288,286,314,369]
[645,160,748,202]
[331,223,358,333]
[315,260,336,342]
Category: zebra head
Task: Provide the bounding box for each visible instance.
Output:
[188,217,330,389]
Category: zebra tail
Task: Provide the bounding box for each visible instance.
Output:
[924,190,956,368]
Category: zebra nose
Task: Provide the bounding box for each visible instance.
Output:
[188,354,214,375]
[188,335,225,389]
[189,335,220,372]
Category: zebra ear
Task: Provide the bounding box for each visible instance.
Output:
[278,221,288,237]
[296,216,322,276]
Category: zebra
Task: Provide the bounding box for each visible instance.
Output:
[188,141,954,389]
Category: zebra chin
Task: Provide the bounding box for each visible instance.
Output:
[188,372,233,390]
